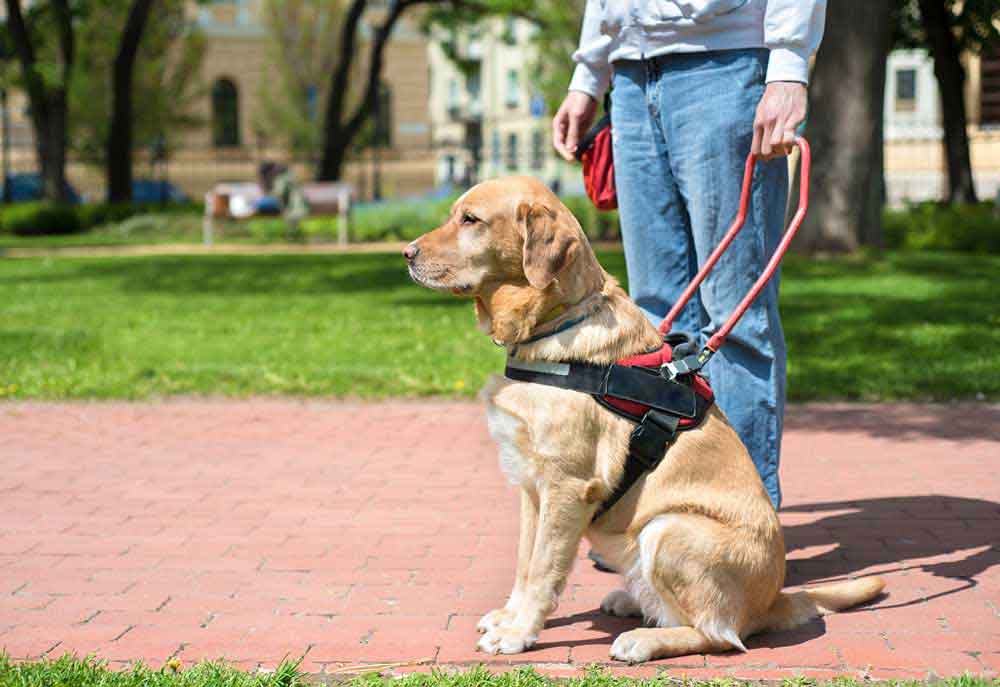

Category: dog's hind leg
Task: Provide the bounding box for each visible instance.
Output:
[609,513,773,663]
[478,489,538,633]
[600,589,643,617]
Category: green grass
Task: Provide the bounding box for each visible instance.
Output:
[0,656,995,687]
[0,250,996,401]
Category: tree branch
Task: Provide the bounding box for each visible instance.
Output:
[322,0,367,138]
[343,0,422,138]
[50,0,75,83]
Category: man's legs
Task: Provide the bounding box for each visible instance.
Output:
[658,49,788,508]
[610,61,702,336]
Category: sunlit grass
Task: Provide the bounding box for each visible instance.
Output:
[0,250,996,400]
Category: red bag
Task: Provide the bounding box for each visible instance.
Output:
[576,112,617,210]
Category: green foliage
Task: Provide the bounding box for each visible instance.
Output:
[256,0,350,151]
[561,195,619,240]
[1,202,81,236]
[894,0,1000,53]
[351,196,460,242]
[883,201,1000,253]
[0,201,203,238]
[0,250,997,400]
[69,0,207,163]
[424,4,581,116]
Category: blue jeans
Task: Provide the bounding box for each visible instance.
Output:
[610,49,787,508]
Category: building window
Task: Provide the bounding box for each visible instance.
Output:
[211,77,240,147]
[467,69,481,104]
[894,68,917,113]
[506,69,520,109]
[531,130,543,170]
[506,133,518,171]
[502,17,516,44]
[491,131,501,167]
[981,48,1000,126]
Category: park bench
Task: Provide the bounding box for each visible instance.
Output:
[202,181,353,246]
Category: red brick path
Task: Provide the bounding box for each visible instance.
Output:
[1,401,997,679]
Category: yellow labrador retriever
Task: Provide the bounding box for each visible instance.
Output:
[405,176,884,663]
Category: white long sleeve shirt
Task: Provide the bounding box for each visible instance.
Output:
[569,0,827,99]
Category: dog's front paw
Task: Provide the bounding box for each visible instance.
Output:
[476,608,516,633]
[477,626,538,655]
[600,589,642,617]
[610,629,657,664]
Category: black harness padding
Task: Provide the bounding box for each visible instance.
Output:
[504,356,713,522]
[590,409,679,522]
[504,359,702,419]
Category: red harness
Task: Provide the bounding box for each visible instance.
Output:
[603,344,714,428]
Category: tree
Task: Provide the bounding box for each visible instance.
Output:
[69,0,205,170]
[257,0,349,153]
[3,0,74,202]
[897,0,1000,204]
[106,0,155,202]
[795,1,894,253]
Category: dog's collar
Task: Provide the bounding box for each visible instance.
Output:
[497,294,601,347]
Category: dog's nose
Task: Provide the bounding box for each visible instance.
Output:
[403,243,420,261]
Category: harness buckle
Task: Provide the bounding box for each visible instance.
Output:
[660,348,715,380]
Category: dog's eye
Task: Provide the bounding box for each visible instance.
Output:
[461,212,479,225]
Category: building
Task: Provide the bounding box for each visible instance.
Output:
[427,18,579,193]
[884,48,1000,203]
[0,0,436,200]
[185,0,435,198]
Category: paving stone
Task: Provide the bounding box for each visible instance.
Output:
[1,400,997,678]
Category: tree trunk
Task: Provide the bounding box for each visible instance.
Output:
[318,126,349,181]
[107,0,156,203]
[4,0,74,202]
[39,92,70,202]
[317,0,414,181]
[917,0,977,204]
[793,0,894,253]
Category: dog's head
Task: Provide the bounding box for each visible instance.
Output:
[405,176,588,294]
[404,177,604,342]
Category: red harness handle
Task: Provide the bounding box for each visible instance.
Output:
[659,136,811,354]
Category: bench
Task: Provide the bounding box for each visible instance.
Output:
[202,181,353,246]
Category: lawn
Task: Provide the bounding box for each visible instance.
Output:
[0,250,996,401]
[0,656,994,687]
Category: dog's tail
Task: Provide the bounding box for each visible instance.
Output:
[762,576,885,632]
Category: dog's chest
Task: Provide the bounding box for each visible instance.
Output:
[481,374,597,487]
[485,393,537,486]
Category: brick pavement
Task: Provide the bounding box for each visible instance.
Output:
[1,401,997,679]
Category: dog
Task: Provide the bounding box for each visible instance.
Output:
[405,176,885,663]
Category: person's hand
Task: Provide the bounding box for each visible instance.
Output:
[552,91,598,162]
[752,82,807,160]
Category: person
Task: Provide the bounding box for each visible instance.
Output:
[552,0,827,509]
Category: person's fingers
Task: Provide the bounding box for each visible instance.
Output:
[778,123,796,157]
[766,112,788,159]
[751,109,764,158]
[565,114,582,162]
[552,107,569,158]
[759,117,774,159]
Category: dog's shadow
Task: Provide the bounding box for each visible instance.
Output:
[537,494,999,653]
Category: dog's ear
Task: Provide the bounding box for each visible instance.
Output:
[517,202,580,290]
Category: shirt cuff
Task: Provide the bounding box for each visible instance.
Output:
[766,47,810,84]
[568,62,611,100]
